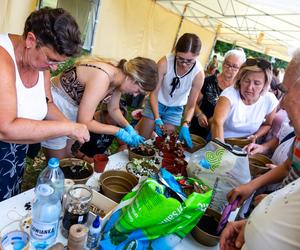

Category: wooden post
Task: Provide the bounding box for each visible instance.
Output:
[172,3,189,52]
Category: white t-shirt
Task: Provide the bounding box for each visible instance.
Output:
[220,86,278,138]
[242,178,300,250]
[158,54,202,106]
[0,33,47,120]
[271,118,294,165]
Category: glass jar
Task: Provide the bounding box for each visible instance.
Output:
[61,184,93,238]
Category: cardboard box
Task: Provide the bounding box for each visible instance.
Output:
[88,189,118,226]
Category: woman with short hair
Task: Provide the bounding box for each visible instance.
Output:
[211,58,278,142]
[190,48,246,140]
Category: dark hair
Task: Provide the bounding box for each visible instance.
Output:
[175,33,201,55]
[23,7,81,56]
[118,57,158,92]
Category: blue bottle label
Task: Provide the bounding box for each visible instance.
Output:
[30,220,58,240]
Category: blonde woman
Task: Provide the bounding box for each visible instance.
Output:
[42,56,158,159]
[211,58,278,142]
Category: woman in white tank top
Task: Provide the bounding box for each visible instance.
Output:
[0,8,90,201]
[137,33,205,148]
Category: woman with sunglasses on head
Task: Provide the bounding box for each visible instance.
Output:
[0,7,90,201]
[211,58,279,143]
[136,33,205,148]
[189,49,246,140]
[42,55,158,160]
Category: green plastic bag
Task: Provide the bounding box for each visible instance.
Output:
[100,168,212,250]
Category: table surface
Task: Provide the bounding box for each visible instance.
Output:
[0,150,236,250]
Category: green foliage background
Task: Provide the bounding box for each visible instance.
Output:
[214,40,288,69]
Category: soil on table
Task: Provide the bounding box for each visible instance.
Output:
[61,165,91,179]
[197,214,220,236]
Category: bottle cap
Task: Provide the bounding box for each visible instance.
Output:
[48,157,60,169]
[36,184,54,196]
[92,215,101,228]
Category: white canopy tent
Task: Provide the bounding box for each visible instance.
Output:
[156,0,300,61]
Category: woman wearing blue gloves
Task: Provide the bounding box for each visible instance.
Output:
[136,33,204,148]
[42,56,158,159]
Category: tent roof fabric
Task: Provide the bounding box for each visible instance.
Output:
[156,0,300,61]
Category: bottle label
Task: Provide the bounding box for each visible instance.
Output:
[31,220,58,240]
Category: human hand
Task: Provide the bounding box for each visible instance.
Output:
[247,134,257,143]
[265,163,277,169]
[69,123,90,144]
[227,183,255,208]
[253,193,268,206]
[124,125,145,147]
[115,128,134,147]
[197,113,209,127]
[179,125,193,148]
[243,143,266,155]
[154,118,164,137]
[220,220,246,250]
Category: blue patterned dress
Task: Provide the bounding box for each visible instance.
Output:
[0,142,28,201]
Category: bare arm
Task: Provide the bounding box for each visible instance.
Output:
[149,56,167,120]
[245,136,279,155]
[107,90,129,128]
[228,159,291,206]
[182,70,204,126]
[0,48,88,144]
[77,66,122,135]
[44,71,69,122]
[211,96,231,141]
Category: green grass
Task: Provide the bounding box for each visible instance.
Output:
[22,105,136,192]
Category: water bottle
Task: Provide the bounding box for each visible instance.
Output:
[37,157,65,200]
[30,184,61,249]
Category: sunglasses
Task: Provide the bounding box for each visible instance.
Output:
[245,58,271,70]
[176,56,195,65]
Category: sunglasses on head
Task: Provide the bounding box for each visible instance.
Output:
[245,58,271,70]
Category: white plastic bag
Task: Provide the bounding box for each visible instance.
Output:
[187,139,251,213]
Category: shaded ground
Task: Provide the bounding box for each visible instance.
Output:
[22,105,137,192]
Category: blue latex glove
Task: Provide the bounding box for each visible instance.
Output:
[154,118,164,137]
[115,128,135,147]
[179,125,193,148]
[125,125,145,147]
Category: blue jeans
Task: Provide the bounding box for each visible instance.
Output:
[142,98,183,126]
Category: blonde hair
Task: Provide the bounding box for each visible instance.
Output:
[119,57,158,92]
[74,55,158,92]
[234,63,272,95]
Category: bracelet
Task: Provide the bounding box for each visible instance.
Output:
[195,113,202,118]
[182,120,191,127]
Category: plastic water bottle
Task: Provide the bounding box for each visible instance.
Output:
[86,215,101,249]
[30,184,61,249]
[37,157,65,200]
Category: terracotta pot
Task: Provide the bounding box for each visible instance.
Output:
[191,208,221,246]
[185,134,207,153]
[93,154,109,173]
[249,153,272,178]
[99,170,138,203]
[60,158,94,185]
[225,137,252,148]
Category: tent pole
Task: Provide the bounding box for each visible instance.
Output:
[205,24,222,69]
[172,3,189,52]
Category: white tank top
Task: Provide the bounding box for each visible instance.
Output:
[0,34,47,120]
[158,54,202,106]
